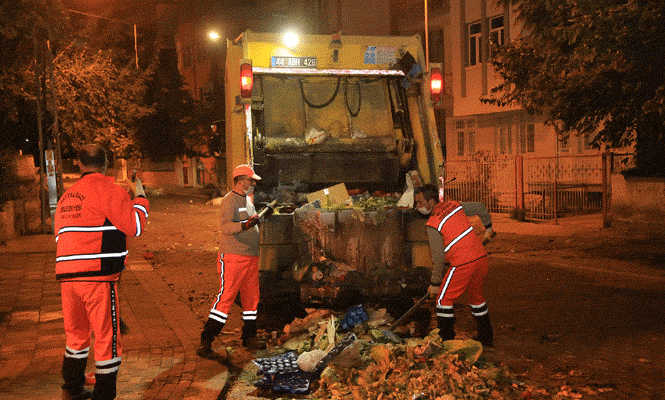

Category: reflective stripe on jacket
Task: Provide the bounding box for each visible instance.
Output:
[54,173,149,281]
[426,200,486,267]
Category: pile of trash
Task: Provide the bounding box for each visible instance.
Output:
[244,305,548,399]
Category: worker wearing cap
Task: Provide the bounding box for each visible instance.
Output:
[197,164,269,358]
[414,184,494,347]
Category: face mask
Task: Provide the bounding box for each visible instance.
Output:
[243,185,254,195]
[417,206,431,215]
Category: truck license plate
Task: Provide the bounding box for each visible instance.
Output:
[271,56,317,68]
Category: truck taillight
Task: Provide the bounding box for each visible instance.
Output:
[430,67,443,104]
[240,63,253,99]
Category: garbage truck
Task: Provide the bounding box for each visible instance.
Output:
[223,30,446,312]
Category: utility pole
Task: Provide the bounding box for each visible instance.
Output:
[33,29,49,225]
[46,33,64,199]
[424,0,429,72]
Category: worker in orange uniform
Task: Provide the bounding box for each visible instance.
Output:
[55,144,149,400]
[414,184,494,347]
[197,164,271,359]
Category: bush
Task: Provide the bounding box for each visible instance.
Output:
[510,207,527,221]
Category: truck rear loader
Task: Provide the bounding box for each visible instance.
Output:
[223,30,445,314]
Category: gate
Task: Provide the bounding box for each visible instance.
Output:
[444,153,608,221]
[519,154,604,220]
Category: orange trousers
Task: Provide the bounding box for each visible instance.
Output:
[434,256,489,309]
[208,253,260,325]
[61,280,122,374]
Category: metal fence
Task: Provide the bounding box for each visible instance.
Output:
[521,154,604,220]
[444,155,516,214]
[444,153,607,220]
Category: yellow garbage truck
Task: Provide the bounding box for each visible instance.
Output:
[223,30,444,311]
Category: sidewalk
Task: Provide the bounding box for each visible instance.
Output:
[0,235,229,400]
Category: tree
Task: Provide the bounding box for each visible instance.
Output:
[0,0,154,160]
[483,0,665,176]
[135,47,203,162]
[53,43,154,157]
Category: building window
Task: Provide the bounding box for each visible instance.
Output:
[468,131,475,154]
[468,22,482,66]
[558,134,570,153]
[519,124,535,154]
[489,16,505,57]
[498,125,513,154]
[457,132,465,156]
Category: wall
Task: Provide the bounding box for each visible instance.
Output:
[611,174,665,221]
[107,155,222,194]
[0,154,44,240]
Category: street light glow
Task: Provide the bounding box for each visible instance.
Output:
[283,31,298,48]
[208,30,221,41]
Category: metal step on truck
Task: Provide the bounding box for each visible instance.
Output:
[223,30,445,314]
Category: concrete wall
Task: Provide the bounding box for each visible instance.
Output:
[0,154,44,241]
[611,174,665,221]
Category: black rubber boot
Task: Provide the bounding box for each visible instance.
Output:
[62,389,93,400]
[413,308,432,338]
[473,314,494,347]
[92,371,117,400]
[197,319,224,359]
[437,316,456,341]
[62,356,91,400]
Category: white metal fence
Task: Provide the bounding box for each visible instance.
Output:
[444,155,516,214]
[444,154,607,220]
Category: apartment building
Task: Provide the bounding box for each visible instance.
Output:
[447,0,598,160]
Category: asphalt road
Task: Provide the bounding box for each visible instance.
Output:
[475,225,665,400]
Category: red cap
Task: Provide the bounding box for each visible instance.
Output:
[233,164,261,180]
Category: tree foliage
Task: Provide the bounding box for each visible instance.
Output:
[53,44,154,157]
[483,0,665,175]
[0,0,154,159]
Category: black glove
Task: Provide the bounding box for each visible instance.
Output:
[241,215,260,230]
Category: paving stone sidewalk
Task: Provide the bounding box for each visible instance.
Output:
[0,235,229,400]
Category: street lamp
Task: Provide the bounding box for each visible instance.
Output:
[207,30,221,42]
[424,0,429,72]
[283,30,299,48]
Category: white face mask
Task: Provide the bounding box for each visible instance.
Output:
[417,206,431,215]
[243,185,254,195]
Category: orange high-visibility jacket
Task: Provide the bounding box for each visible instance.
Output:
[54,172,149,281]
[426,200,486,267]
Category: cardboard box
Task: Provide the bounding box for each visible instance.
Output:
[306,183,352,207]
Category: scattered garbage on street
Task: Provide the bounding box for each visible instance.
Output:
[222,304,553,399]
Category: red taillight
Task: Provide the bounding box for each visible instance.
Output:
[240,62,253,99]
[430,67,443,104]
